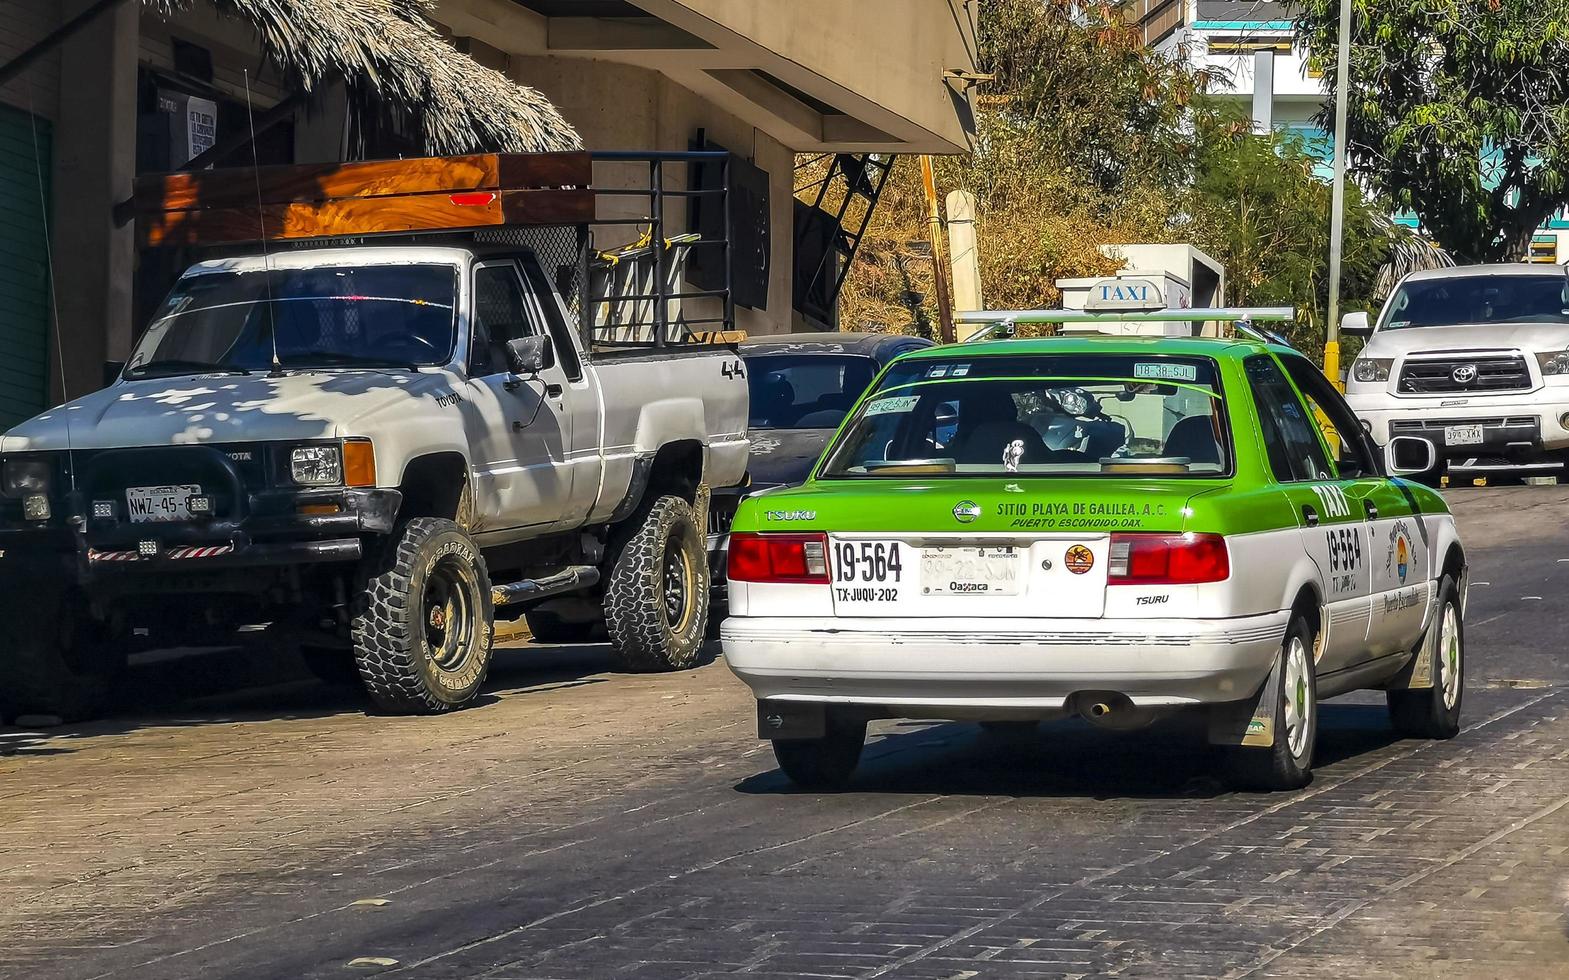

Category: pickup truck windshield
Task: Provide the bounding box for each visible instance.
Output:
[1382,273,1569,329]
[746,354,878,429]
[126,264,459,377]
[819,354,1228,478]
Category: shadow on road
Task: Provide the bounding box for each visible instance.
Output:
[733,701,1407,800]
[0,634,721,758]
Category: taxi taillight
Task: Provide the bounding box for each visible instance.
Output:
[728,532,829,583]
[1108,532,1229,585]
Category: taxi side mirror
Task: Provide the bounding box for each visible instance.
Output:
[1385,435,1439,478]
[1340,311,1371,336]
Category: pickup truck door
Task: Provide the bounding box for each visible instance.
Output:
[464,258,582,536]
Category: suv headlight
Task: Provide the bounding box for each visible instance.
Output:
[2,458,53,498]
[290,445,342,486]
[1352,358,1392,383]
[1537,350,1569,376]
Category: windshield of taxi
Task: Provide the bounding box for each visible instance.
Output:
[1380,273,1569,329]
[819,353,1228,478]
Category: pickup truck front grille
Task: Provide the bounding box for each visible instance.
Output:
[1397,354,1531,393]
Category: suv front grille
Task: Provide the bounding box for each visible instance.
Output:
[1390,416,1537,433]
[1397,354,1531,393]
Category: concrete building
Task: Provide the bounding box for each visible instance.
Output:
[1137,0,1569,265]
[0,0,977,427]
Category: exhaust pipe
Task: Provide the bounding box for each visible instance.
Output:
[1073,692,1151,731]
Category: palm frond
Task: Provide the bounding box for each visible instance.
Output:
[1372,214,1455,299]
[144,0,581,155]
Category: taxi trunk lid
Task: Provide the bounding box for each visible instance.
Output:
[764,478,1211,618]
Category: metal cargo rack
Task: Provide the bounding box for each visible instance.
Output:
[957,308,1298,346]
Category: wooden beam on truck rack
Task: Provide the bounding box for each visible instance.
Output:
[133,152,593,248]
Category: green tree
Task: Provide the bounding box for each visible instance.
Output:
[1295,0,1569,261]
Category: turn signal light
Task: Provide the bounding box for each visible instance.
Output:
[1108,532,1229,585]
[342,440,376,488]
[727,532,830,584]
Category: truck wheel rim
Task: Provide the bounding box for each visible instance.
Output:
[424,557,476,670]
[662,534,696,635]
[1283,635,1311,759]
[1440,602,1462,710]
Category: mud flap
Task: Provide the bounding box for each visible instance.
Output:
[757,700,826,740]
[1208,658,1280,748]
[1384,619,1435,691]
[694,482,711,539]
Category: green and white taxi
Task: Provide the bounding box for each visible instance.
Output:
[722,332,1467,791]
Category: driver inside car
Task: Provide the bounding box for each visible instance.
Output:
[949,387,1051,466]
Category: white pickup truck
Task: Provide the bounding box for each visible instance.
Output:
[0,242,749,720]
[1344,263,1569,480]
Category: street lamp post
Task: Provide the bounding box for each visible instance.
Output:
[1324,0,1354,388]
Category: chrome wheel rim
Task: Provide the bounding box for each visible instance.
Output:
[1283,635,1312,759]
[424,557,477,670]
[1440,602,1462,710]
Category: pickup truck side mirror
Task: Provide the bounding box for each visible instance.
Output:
[103,360,125,387]
[505,335,554,377]
[1385,435,1439,478]
[1340,311,1371,336]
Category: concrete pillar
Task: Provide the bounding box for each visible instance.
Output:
[52,0,138,403]
[946,189,984,339]
[1251,49,1274,134]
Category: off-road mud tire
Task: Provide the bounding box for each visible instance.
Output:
[1228,614,1318,792]
[604,494,709,672]
[0,581,124,723]
[1388,574,1463,739]
[351,518,494,713]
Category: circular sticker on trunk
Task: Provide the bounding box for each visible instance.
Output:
[1064,544,1094,574]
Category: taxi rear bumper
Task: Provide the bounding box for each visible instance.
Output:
[721,612,1289,712]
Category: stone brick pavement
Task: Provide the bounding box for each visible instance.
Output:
[1,487,1567,979]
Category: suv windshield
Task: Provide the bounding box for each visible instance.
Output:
[746,354,878,429]
[1381,273,1569,329]
[819,353,1228,478]
[126,264,459,377]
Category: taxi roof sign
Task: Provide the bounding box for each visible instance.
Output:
[1083,276,1166,312]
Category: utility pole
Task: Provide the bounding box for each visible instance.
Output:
[946,189,983,338]
[1323,0,1354,388]
[920,155,955,344]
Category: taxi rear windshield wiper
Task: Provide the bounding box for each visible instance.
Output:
[124,359,252,378]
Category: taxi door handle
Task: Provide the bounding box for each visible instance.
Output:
[1364,501,1379,520]
[1302,504,1319,527]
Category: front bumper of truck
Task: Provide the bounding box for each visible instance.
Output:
[0,485,400,579]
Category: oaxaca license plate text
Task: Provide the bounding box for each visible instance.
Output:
[922,546,1021,596]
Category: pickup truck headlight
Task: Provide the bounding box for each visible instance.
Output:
[290,445,342,486]
[2,458,53,498]
[1537,350,1569,376]
[1352,358,1392,383]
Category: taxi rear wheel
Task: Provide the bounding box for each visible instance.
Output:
[1228,615,1317,792]
[1388,575,1463,739]
[772,716,867,790]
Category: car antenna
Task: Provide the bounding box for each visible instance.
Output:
[243,70,284,378]
[24,74,75,496]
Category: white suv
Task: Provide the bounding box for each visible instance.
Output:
[1344,264,1569,479]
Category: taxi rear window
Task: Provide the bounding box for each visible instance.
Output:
[818,354,1229,479]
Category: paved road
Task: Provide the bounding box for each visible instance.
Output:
[3,487,1568,979]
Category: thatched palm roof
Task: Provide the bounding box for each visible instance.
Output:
[144,0,581,154]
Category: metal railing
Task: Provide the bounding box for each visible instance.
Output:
[584,150,735,352]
